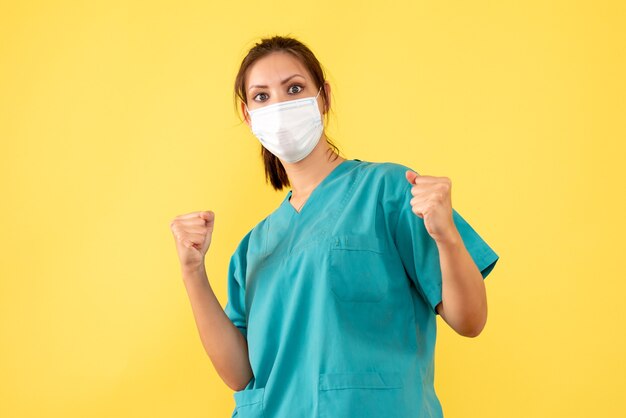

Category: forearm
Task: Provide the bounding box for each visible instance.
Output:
[182,266,253,391]
[436,231,487,337]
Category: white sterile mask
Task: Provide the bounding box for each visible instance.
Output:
[245,86,324,163]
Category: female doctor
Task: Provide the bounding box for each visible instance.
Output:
[170,35,499,418]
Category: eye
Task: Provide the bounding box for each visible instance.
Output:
[288,84,303,94]
[253,92,269,102]
[252,84,304,102]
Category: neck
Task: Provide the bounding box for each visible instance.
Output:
[282,134,345,198]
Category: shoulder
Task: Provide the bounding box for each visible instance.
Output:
[231,204,280,261]
[354,159,419,194]
[354,159,418,179]
[232,217,267,256]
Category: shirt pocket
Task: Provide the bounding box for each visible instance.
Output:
[232,387,265,418]
[318,371,405,418]
[328,235,388,302]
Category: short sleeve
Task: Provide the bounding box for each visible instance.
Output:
[223,233,251,339]
[392,178,500,316]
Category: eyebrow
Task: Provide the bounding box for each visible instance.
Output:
[248,74,305,91]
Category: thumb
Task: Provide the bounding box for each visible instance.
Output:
[405,170,419,185]
[200,210,214,223]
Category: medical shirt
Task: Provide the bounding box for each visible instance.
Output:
[224,158,499,418]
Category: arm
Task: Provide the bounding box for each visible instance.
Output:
[182,266,253,391]
[403,170,494,338]
[435,230,487,338]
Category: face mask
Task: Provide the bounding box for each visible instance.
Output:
[245,86,323,163]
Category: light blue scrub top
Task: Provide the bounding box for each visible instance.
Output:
[224,158,499,418]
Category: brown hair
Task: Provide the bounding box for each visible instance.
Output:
[233,35,342,191]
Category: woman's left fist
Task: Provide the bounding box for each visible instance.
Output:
[405,170,459,244]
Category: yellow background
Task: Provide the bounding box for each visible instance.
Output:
[1,1,624,417]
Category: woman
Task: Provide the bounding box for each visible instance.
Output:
[170,35,499,418]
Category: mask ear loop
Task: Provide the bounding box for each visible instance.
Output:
[316,85,325,115]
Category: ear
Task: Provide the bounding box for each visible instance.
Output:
[322,81,331,114]
[241,101,251,126]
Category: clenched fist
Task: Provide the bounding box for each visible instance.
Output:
[170,210,215,271]
[405,171,459,245]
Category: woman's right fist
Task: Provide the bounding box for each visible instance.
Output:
[170,211,215,271]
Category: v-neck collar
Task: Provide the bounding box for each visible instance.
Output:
[280,158,360,216]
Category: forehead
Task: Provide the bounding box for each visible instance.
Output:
[245,52,312,88]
